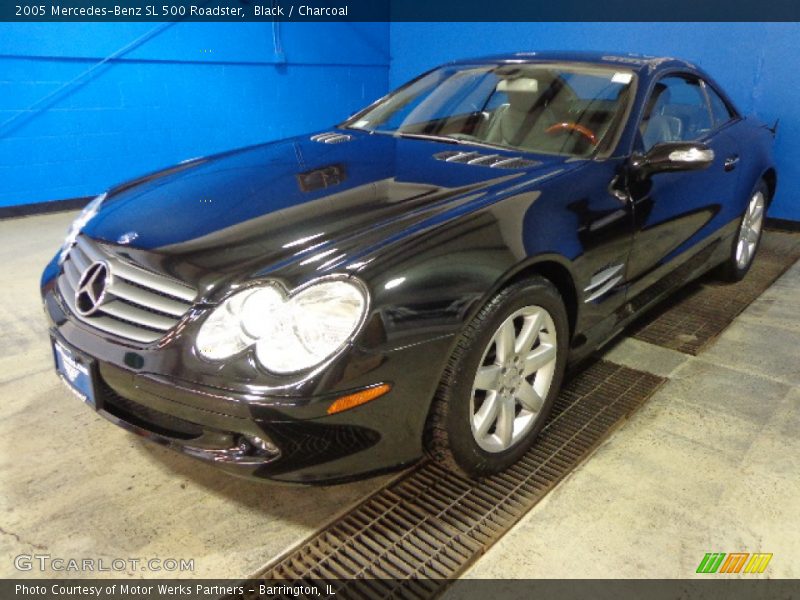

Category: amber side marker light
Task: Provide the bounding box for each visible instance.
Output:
[327,383,392,415]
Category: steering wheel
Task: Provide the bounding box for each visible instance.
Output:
[544,122,598,146]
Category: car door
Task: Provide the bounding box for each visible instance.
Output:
[625,73,741,294]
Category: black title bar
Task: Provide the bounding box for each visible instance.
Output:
[3,0,800,22]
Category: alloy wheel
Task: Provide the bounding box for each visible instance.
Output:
[470,305,558,453]
[736,190,765,269]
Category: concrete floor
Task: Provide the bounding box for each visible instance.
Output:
[1,211,797,580]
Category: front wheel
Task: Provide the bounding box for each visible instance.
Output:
[424,277,569,478]
[719,181,767,282]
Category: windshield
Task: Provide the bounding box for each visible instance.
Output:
[344,63,636,157]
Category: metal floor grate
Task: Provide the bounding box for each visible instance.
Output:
[631,230,800,355]
[240,360,665,597]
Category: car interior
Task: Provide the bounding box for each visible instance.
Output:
[401,69,633,157]
[360,65,634,157]
[477,71,625,155]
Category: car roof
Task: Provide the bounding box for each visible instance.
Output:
[449,51,697,74]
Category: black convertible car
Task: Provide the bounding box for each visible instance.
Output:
[41,52,776,483]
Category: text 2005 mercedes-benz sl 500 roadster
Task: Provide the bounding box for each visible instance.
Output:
[42,52,776,483]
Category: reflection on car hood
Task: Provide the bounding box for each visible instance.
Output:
[82,130,576,295]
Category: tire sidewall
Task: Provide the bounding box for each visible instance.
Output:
[443,278,569,476]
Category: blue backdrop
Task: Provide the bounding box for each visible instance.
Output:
[0,22,389,208]
[1,22,798,221]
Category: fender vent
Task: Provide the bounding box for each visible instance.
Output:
[311,132,353,144]
[434,150,539,170]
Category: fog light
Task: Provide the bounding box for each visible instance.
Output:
[245,434,279,455]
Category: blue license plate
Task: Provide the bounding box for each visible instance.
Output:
[53,341,96,408]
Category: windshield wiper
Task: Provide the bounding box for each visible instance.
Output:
[444,134,523,152]
[394,132,461,144]
[395,131,524,153]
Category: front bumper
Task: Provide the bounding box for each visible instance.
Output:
[42,277,454,484]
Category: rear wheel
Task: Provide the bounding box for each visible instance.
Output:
[719,181,767,282]
[424,277,569,478]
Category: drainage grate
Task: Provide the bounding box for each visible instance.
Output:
[631,230,800,355]
[241,360,665,597]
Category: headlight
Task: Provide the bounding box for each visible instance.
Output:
[59,192,107,264]
[196,278,368,374]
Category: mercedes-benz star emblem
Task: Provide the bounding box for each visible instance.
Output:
[75,261,111,316]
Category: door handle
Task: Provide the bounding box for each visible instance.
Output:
[724,155,740,171]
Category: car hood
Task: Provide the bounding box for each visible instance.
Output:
[82,130,577,299]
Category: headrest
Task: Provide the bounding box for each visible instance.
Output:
[496,78,539,94]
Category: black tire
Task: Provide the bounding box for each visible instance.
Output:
[718,179,769,282]
[424,276,569,478]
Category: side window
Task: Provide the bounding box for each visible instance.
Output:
[705,83,735,127]
[640,75,713,150]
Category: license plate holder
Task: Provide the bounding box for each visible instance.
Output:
[52,339,99,409]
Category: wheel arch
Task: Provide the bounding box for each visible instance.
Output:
[422,254,576,476]
[495,256,579,341]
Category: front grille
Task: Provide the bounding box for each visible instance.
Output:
[57,235,197,344]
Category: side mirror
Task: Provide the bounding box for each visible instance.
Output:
[631,142,715,177]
